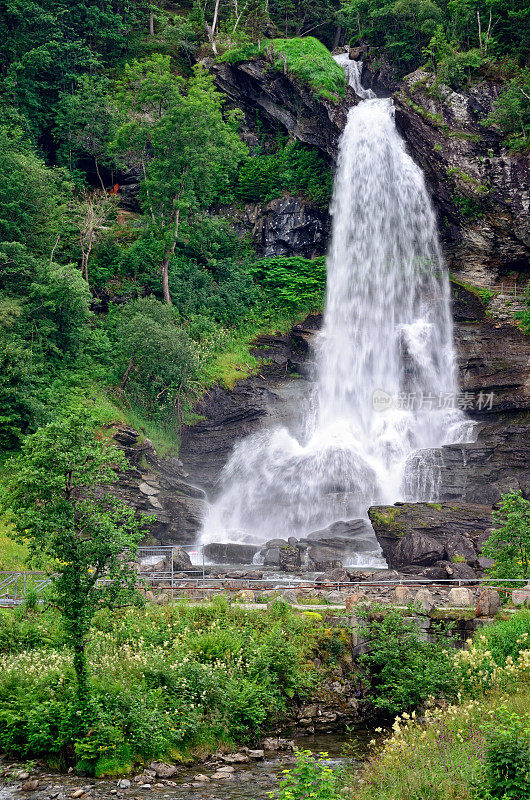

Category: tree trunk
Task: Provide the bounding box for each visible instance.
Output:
[333,25,342,50]
[149,9,154,35]
[161,257,172,305]
[121,357,134,389]
[94,157,106,194]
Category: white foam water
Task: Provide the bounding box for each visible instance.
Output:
[198,58,473,561]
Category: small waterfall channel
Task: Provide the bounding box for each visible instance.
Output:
[199,53,474,562]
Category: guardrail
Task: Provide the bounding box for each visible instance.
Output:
[1,563,528,607]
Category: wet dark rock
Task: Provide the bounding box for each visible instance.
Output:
[226,195,330,258]
[203,543,260,564]
[279,545,302,571]
[301,519,378,568]
[394,70,530,283]
[369,502,493,572]
[208,58,355,160]
[111,427,206,546]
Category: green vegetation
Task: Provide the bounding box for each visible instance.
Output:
[274,612,530,800]
[482,489,530,582]
[356,608,456,715]
[222,37,346,100]
[236,139,333,209]
[1,412,149,710]
[0,600,319,773]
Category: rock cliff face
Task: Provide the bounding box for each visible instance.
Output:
[210,57,529,286]
[394,70,530,286]
[209,59,355,160]
[179,315,320,492]
[226,195,330,258]
[112,427,206,546]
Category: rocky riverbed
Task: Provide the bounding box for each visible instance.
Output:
[0,733,368,800]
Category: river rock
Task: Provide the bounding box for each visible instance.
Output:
[475,589,501,617]
[222,753,249,763]
[193,774,211,782]
[448,587,474,607]
[21,780,39,792]
[150,762,178,778]
[117,779,131,789]
[248,749,265,759]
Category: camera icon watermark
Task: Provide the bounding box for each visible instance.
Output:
[372,390,494,412]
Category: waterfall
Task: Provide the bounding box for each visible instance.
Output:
[198,58,473,561]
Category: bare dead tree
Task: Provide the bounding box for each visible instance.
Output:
[74,192,117,286]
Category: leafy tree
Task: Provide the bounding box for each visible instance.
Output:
[0,0,147,138]
[114,58,247,303]
[0,125,69,255]
[482,490,530,582]
[1,412,148,708]
[55,75,118,189]
[113,297,198,423]
[0,243,91,446]
[484,67,530,151]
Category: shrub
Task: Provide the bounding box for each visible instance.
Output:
[484,68,530,153]
[249,256,326,311]
[357,608,456,715]
[274,749,344,800]
[475,710,530,800]
[235,139,332,209]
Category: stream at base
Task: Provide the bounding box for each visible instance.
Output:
[0,731,371,800]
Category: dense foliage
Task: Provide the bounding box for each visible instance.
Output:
[1,412,148,710]
[0,600,318,773]
[482,490,530,582]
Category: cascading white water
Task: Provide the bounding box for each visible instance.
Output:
[199,58,473,561]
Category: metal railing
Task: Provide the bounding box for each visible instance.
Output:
[1,559,528,608]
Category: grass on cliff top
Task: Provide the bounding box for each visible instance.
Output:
[221,37,346,101]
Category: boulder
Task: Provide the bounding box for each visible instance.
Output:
[369,503,492,571]
[415,589,435,613]
[172,547,192,572]
[150,762,178,779]
[448,587,474,607]
[279,545,302,572]
[475,589,501,617]
[203,542,260,564]
[512,585,530,607]
[393,585,412,604]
